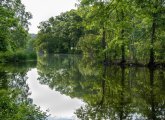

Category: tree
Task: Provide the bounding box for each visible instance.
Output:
[0,0,32,52]
[0,5,16,51]
[77,0,165,65]
[36,10,83,54]
[134,0,165,66]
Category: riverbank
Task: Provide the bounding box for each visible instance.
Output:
[0,51,37,63]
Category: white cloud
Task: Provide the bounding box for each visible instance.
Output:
[22,0,77,33]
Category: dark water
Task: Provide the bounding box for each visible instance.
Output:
[0,54,165,120]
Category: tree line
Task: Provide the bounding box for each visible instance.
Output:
[36,0,165,66]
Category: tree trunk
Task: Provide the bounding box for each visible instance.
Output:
[102,27,107,63]
[149,14,156,66]
[121,29,125,64]
[121,10,125,64]
[68,39,71,53]
[102,27,106,49]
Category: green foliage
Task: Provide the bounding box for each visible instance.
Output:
[75,0,165,65]
[0,0,33,63]
[36,0,165,65]
[77,34,101,57]
[1,0,164,65]
[36,10,83,54]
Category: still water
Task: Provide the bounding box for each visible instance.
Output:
[27,68,84,119]
[0,54,165,120]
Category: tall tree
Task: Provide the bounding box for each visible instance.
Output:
[0,0,32,52]
[135,0,165,65]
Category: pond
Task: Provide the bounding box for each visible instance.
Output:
[0,54,165,120]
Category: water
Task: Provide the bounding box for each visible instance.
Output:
[27,68,84,119]
[0,54,165,120]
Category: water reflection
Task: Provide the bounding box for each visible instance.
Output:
[27,68,84,119]
[76,66,165,120]
[0,62,47,120]
[37,55,165,120]
[0,55,164,120]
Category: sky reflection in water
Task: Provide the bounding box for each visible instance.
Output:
[27,68,84,119]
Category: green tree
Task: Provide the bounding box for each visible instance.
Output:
[77,0,165,65]
[0,0,32,52]
[36,10,83,54]
[0,6,16,51]
[135,0,165,66]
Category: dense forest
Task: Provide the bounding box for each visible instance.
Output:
[36,0,165,66]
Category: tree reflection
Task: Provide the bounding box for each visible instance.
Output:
[0,62,47,120]
[137,68,165,120]
[75,65,134,120]
[37,55,165,120]
[0,71,8,89]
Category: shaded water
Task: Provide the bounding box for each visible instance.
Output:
[0,54,165,120]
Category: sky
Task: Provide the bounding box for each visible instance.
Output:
[21,0,77,34]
